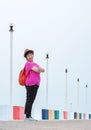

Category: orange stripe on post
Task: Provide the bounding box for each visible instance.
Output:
[48,110,54,120]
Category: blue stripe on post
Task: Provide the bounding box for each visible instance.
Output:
[74,112,77,119]
[42,109,48,120]
[89,114,91,119]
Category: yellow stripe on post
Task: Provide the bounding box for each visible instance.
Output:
[48,110,54,120]
[76,112,79,119]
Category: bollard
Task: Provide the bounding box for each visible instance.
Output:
[0,105,13,120]
[48,110,54,120]
[13,106,24,120]
[69,112,74,120]
[83,113,86,119]
[74,112,77,119]
[63,111,68,119]
[89,114,91,119]
[42,109,48,120]
[54,110,60,120]
[77,112,79,119]
[79,113,82,119]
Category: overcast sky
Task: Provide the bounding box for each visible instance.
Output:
[0,0,91,114]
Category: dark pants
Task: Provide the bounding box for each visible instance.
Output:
[24,85,39,118]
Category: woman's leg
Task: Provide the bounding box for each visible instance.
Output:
[24,85,38,118]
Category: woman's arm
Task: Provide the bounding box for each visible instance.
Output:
[32,66,45,73]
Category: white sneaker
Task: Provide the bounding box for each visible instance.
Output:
[25,117,37,121]
[29,117,37,121]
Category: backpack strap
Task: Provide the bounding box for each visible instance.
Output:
[24,66,30,78]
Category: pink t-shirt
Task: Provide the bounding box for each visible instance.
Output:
[25,61,40,86]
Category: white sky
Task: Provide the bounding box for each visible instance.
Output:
[0,0,91,114]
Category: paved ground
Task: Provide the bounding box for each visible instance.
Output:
[0,120,91,130]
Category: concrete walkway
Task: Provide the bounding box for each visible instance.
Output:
[0,120,91,130]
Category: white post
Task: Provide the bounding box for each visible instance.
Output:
[85,84,88,112]
[77,78,79,112]
[9,23,14,106]
[70,102,72,112]
[46,53,49,108]
[65,69,68,110]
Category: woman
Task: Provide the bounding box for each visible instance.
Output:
[24,49,45,120]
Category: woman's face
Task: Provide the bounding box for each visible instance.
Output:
[26,53,34,61]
